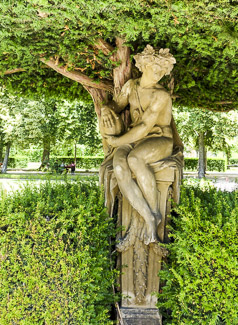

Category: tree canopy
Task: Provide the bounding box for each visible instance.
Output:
[0,0,237,113]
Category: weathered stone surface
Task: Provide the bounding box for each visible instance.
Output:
[120,308,162,325]
[99,45,183,319]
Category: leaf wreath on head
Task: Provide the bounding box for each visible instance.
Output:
[134,45,176,75]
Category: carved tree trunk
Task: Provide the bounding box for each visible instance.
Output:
[85,38,131,117]
[1,143,11,174]
[198,132,206,178]
[84,87,108,117]
[113,38,132,96]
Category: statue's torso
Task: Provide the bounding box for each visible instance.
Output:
[127,79,172,130]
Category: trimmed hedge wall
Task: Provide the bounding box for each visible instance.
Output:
[158,179,238,324]
[55,157,227,172]
[51,156,104,170]
[8,156,29,168]
[230,158,238,165]
[184,157,227,172]
[0,179,117,324]
[8,155,229,172]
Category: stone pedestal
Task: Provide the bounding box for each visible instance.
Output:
[120,308,162,325]
[118,166,178,308]
[100,153,183,324]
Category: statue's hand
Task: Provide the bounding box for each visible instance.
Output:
[101,106,115,129]
[100,105,124,137]
[105,135,118,147]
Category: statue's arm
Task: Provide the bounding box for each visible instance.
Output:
[99,79,133,140]
[113,79,133,113]
[107,92,171,147]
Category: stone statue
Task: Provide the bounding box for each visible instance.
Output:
[99,45,183,323]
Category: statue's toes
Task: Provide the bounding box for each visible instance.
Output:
[144,228,158,245]
[139,224,146,241]
[154,212,162,227]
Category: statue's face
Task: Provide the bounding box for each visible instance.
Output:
[143,64,166,83]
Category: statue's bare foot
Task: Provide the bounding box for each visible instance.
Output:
[144,220,158,245]
[154,211,162,227]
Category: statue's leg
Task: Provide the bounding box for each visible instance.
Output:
[113,145,157,242]
[127,137,173,219]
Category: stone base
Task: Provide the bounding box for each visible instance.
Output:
[119,308,162,325]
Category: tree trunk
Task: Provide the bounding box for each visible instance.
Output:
[1,143,11,174]
[74,140,77,165]
[198,132,206,178]
[225,148,231,166]
[0,142,3,163]
[85,87,109,117]
[113,38,132,97]
[41,138,51,167]
[85,38,132,119]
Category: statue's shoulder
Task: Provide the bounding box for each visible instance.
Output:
[121,78,135,95]
[125,78,137,88]
[153,86,171,102]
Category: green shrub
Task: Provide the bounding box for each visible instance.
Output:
[184,158,198,171]
[184,158,227,172]
[230,158,238,165]
[51,156,104,169]
[207,158,227,172]
[8,156,29,168]
[26,149,42,162]
[158,179,238,324]
[0,179,117,324]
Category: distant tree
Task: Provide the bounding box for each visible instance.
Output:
[0,91,28,173]
[174,107,238,177]
[0,88,101,171]
[24,99,60,166]
[56,100,101,162]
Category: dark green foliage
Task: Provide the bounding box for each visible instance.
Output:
[230,158,238,165]
[184,158,199,172]
[0,180,117,324]
[207,158,227,172]
[184,158,227,172]
[157,179,238,324]
[52,156,104,169]
[0,1,237,110]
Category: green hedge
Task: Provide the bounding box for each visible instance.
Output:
[53,157,227,172]
[230,158,238,165]
[158,179,238,324]
[184,158,227,172]
[0,179,117,324]
[184,158,198,171]
[52,156,104,169]
[8,156,29,168]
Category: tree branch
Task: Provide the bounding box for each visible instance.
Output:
[3,68,25,75]
[40,58,114,92]
[94,38,115,57]
[216,101,233,105]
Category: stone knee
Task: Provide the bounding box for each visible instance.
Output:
[113,152,131,182]
[127,152,144,174]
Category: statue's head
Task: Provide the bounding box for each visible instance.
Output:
[134,45,176,76]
